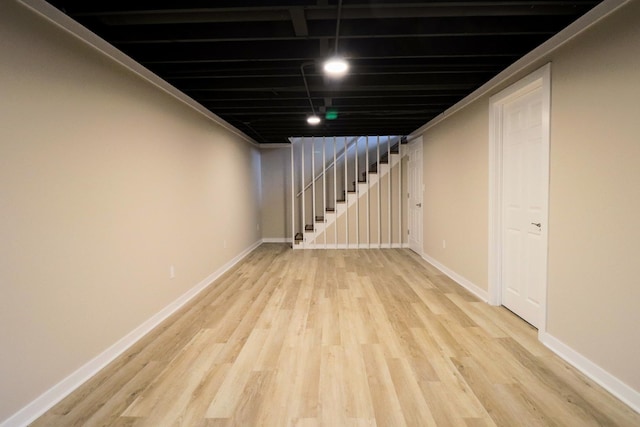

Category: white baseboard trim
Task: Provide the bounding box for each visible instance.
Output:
[539,332,640,413]
[420,253,489,302]
[262,237,292,243]
[416,252,640,413]
[293,243,407,250]
[0,239,262,427]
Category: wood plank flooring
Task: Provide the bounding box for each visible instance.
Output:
[32,244,640,426]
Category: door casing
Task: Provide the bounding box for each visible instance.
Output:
[407,136,424,254]
[488,64,551,334]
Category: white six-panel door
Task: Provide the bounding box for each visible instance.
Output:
[501,87,545,326]
[489,64,550,330]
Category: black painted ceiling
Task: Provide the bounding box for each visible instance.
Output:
[47,1,601,143]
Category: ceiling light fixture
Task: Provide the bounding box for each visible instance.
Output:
[300,62,321,126]
[307,115,321,125]
[323,57,349,76]
[325,0,348,78]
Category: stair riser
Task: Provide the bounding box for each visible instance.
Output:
[304,153,400,246]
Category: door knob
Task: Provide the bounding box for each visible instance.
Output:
[531,222,541,228]
[416,203,422,207]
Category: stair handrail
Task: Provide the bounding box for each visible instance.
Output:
[295,136,363,198]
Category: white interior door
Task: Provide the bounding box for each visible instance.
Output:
[491,65,550,329]
[407,136,423,254]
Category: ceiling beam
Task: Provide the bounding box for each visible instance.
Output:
[71,3,598,25]
[146,58,511,76]
[183,83,478,93]
[188,89,473,100]
[126,36,536,62]
[289,7,309,37]
[180,93,477,107]
[105,16,566,44]
[169,72,489,89]
[165,69,496,80]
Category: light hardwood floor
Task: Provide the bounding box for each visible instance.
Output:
[33,244,639,426]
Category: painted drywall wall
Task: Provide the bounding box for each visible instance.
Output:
[0,1,261,422]
[260,147,292,240]
[422,100,489,290]
[545,0,640,391]
[417,0,640,393]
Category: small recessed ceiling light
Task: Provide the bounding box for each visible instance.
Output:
[323,57,349,77]
[307,115,321,125]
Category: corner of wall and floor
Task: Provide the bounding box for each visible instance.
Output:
[3,0,640,424]
[413,0,640,414]
[0,1,263,425]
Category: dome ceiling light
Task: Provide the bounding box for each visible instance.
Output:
[323,57,349,77]
[306,115,321,125]
[325,0,348,78]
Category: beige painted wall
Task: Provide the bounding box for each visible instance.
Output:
[0,1,261,421]
[422,100,489,289]
[260,147,292,240]
[545,0,640,391]
[417,0,640,393]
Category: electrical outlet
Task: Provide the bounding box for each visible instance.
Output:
[170,265,175,279]
[442,240,446,249]
[223,240,227,248]
[257,223,260,231]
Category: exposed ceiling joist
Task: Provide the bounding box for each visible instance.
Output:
[73,3,597,25]
[289,7,309,37]
[47,0,601,143]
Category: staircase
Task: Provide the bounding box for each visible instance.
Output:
[292,136,405,249]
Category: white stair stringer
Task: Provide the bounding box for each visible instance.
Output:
[304,152,399,248]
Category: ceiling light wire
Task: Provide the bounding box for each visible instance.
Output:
[300,62,316,115]
[324,0,348,77]
[300,62,320,124]
[334,0,343,55]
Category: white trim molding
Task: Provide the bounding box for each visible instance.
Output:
[408,0,629,139]
[488,64,551,335]
[418,254,640,414]
[17,0,258,148]
[1,239,263,427]
[259,143,292,149]
[421,253,489,302]
[540,332,640,413]
[262,237,292,243]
